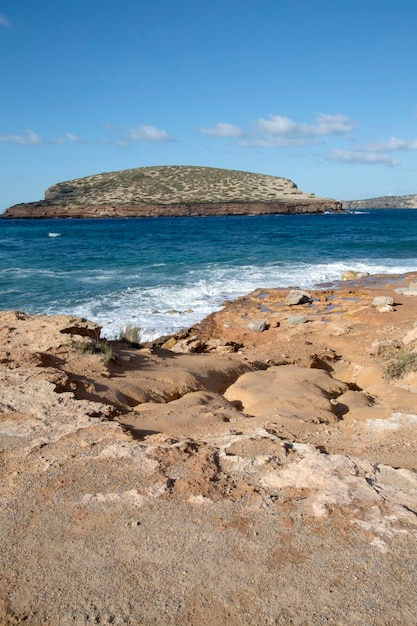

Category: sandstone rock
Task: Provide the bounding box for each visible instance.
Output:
[248,319,268,332]
[204,339,240,353]
[402,327,417,346]
[331,389,373,418]
[124,391,244,438]
[260,444,417,531]
[369,339,401,356]
[224,365,347,422]
[284,290,312,305]
[333,363,384,389]
[363,384,417,416]
[3,272,417,624]
[377,304,394,313]
[161,336,178,349]
[287,315,308,325]
[342,270,370,281]
[170,336,205,353]
[395,287,417,296]
[214,345,236,354]
[0,312,102,363]
[373,296,394,307]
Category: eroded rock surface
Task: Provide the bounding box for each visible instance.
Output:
[1,274,417,624]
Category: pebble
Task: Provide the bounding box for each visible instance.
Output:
[287,315,308,325]
[285,290,312,306]
[372,296,394,307]
[248,320,268,332]
[395,286,417,296]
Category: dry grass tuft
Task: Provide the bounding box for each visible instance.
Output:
[119,324,141,347]
[380,346,417,380]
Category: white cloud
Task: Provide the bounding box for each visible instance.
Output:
[0,14,10,28]
[0,130,89,146]
[315,113,357,135]
[0,130,42,145]
[198,113,355,147]
[54,132,86,144]
[363,136,417,152]
[254,113,356,147]
[199,122,244,138]
[326,133,417,167]
[102,123,120,131]
[257,115,312,138]
[65,132,85,143]
[0,123,173,147]
[256,134,322,148]
[329,149,398,167]
[128,125,172,142]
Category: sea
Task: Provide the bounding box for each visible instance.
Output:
[1,209,417,341]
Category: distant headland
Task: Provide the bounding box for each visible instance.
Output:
[342,194,417,210]
[1,165,342,218]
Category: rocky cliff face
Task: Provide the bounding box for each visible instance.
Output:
[343,194,417,210]
[2,198,342,219]
[2,165,342,218]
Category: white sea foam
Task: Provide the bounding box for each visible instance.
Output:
[65,259,417,340]
[3,212,417,342]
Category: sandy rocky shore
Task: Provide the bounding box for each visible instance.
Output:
[1,272,417,625]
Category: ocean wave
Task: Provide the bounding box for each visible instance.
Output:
[2,212,417,341]
[62,260,417,340]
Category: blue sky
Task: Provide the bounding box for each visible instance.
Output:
[1,0,416,211]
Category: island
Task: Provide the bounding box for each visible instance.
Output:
[1,165,342,218]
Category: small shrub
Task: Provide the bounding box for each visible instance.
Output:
[69,338,115,367]
[119,324,141,347]
[380,346,417,380]
[92,341,115,366]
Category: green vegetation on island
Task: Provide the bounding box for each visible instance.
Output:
[2,165,342,218]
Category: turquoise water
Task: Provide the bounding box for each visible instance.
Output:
[1,210,417,340]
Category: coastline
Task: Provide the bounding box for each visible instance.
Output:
[1,270,417,623]
[1,198,343,219]
[4,210,417,342]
